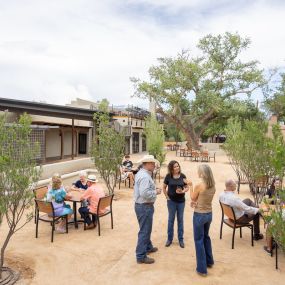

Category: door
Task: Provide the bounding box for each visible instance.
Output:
[132,132,139,153]
[78,133,87,154]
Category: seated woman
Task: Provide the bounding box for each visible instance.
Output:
[46,174,73,233]
[71,171,88,191]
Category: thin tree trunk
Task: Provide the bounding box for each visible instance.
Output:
[0,228,14,279]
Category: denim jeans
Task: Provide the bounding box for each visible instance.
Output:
[135,203,154,261]
[167,200,185,242]
[79,206,97,225]
[193,212,214,274]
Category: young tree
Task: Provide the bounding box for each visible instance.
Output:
[224,118,285,203]
[144,115,166,165]
[0,113,41,280]
[131,32,265,148]
[91,104,125,195]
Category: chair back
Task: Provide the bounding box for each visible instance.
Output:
[254,175,269,187]
[35,199,54,215]
[34,186,48,199]
[98,195,114,212]
[220,202,236,221]
[201,150,209,157]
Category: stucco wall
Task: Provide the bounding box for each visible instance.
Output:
[46,129,61,158]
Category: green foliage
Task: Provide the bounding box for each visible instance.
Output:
[98,98,109,113]
[0,113,41,276]
[203,99,264,137]
[132,32,265,148]
[264,73,285,121]
[224,119,273,187]
[144,115,166,165]
[91,110,125,194]
[164,122,184,142]
[263,189,285,251]
[225,117,285,250]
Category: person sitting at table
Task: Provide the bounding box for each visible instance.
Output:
[71,171,88,191]
[263,205,285,254]
[265,178,281,202]
[46,175,73,233]
[263,178,282,253]
[78,174,106,230]
[219,179,263,240]
[120,155,135,184]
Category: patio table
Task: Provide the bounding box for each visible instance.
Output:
[66,190,84,229]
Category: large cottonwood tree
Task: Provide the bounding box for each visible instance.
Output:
[131,32,266,148]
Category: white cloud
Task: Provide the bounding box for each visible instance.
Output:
[0,0,284,108]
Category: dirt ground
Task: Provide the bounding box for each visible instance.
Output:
[1,151,285,285]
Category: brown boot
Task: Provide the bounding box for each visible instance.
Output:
[86,224,95,230]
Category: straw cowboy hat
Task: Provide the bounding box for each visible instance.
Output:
[137,154,159,164]
[87,174,98,182]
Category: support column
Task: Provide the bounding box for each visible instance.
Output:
[72,119,74,160]
[60,128,64,160]
[139,131,143,153]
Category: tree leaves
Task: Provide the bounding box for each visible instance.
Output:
[132,32,265,147]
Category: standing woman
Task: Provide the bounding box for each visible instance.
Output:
[163,160,189,248]
[190,164,216,276]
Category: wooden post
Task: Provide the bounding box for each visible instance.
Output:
[60,128,64,160]
[72,119,74,160]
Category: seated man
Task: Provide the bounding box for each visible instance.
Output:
[78,174,105,230]
[219,179,263,240]
[121,155,135,184]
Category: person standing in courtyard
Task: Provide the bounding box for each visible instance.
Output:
[190,164,216,277]
[134,154,162,264]
[163,160,190,248]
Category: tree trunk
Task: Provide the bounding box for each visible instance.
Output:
[0,229,14,279]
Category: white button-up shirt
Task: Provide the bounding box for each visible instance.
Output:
[219,191,259,219]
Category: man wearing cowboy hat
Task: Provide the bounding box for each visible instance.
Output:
[134,155,162,264]
[78,174,105,230]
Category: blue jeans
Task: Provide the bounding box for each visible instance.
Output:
[193,212,214,274]
[167,200,185,242]
[135,203,154,261]
[79,206,97,225]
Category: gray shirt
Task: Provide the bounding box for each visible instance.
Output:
[134,168,156,204]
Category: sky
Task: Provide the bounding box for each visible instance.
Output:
[0,0,285,109]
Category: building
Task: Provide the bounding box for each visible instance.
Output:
[68,98,150,154]
[0,97,97,163]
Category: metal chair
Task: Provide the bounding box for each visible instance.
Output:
[33,186,48,223]
[35,199,68,242]
[83,194,114,236]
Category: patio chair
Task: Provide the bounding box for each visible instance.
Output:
[35,199,68,242]
[33,186,48,223]
[84,194,114,236]
[208,152,216,162]
[200,150,209,162]
[191,150,200,162]
[219,201,254,249]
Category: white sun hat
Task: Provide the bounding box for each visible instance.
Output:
[137,154,159,164]
[87,174,98,182]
